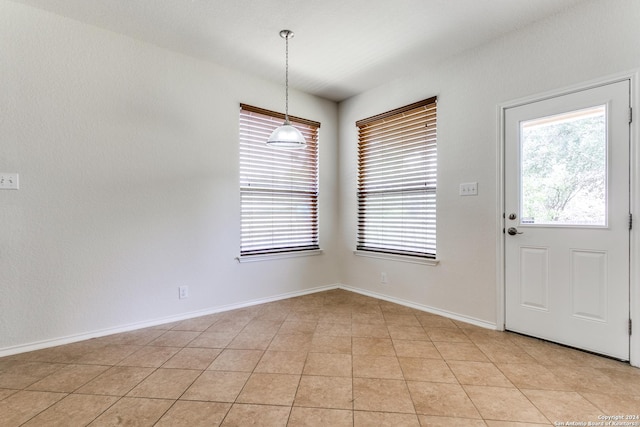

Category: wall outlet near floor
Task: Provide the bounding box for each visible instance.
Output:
[178,285,189,299]
[380,272,388,285]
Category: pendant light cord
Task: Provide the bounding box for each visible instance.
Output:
[266,30,306,148]
[284,33,290,123]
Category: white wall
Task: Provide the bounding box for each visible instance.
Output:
[3,0,639,359]
[338,0,640,326]
[0,1,339,354]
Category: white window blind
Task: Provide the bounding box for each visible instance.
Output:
[239,104,320,256]
[356,97,437,258]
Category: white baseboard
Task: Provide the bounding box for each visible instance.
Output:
[1,283,496,357]
[338,283,498,330]
[0,284,340,358]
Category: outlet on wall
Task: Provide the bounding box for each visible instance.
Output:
[380,272,388,285]
[178,285,189,299]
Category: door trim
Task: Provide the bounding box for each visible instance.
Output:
[496,70,640,367]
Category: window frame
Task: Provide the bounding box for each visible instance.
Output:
[355,97,438,262]
[238,104,321,259]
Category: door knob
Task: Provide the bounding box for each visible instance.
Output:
[507,227,523,235]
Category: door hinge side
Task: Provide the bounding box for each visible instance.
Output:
[630,319,633,336]
[630,213,633,230]
[630,106,633,124]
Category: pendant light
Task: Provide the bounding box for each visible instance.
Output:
[267,29,306,149]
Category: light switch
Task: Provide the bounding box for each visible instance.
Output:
[0,173,19,190]
[459,182,477,196]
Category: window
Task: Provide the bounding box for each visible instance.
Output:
[356,97,437,258]
[520,105,607,226]
[239,104,320,257]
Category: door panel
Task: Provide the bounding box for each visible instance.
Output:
[505,80,630,360]
[570,249,607,322]
[519,246,549,311]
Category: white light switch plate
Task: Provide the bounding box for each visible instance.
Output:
[0,173,19,190]
[459,182,477,196]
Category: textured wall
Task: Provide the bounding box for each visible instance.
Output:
[338,0,640,325]
[2,0,639,361]
[0,1,339,353]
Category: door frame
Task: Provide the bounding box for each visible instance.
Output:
[496,70,640,367]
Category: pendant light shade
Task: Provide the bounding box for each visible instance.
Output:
[267,123,306,148]
[267,29,306,149]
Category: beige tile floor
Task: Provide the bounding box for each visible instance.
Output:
[1,289,639,426]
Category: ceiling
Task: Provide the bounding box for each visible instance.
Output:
[13,0,590,101]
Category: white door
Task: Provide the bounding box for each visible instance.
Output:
[505,80,630,360]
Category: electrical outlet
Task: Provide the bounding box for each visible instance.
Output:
[178,285,189,299]
[381,272,388,285]
[459,182,477,196]
[0,173,19,190]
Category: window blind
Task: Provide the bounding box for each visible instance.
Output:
[239,104,320,256]
[356,97,437,258]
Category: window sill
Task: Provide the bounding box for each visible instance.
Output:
[353,250,439,266]
[236,249,323,263]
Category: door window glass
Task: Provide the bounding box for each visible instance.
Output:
[520,105,607,226]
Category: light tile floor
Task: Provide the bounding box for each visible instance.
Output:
[1,289,639,426]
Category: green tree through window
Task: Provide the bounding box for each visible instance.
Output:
[521,106,606,225]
